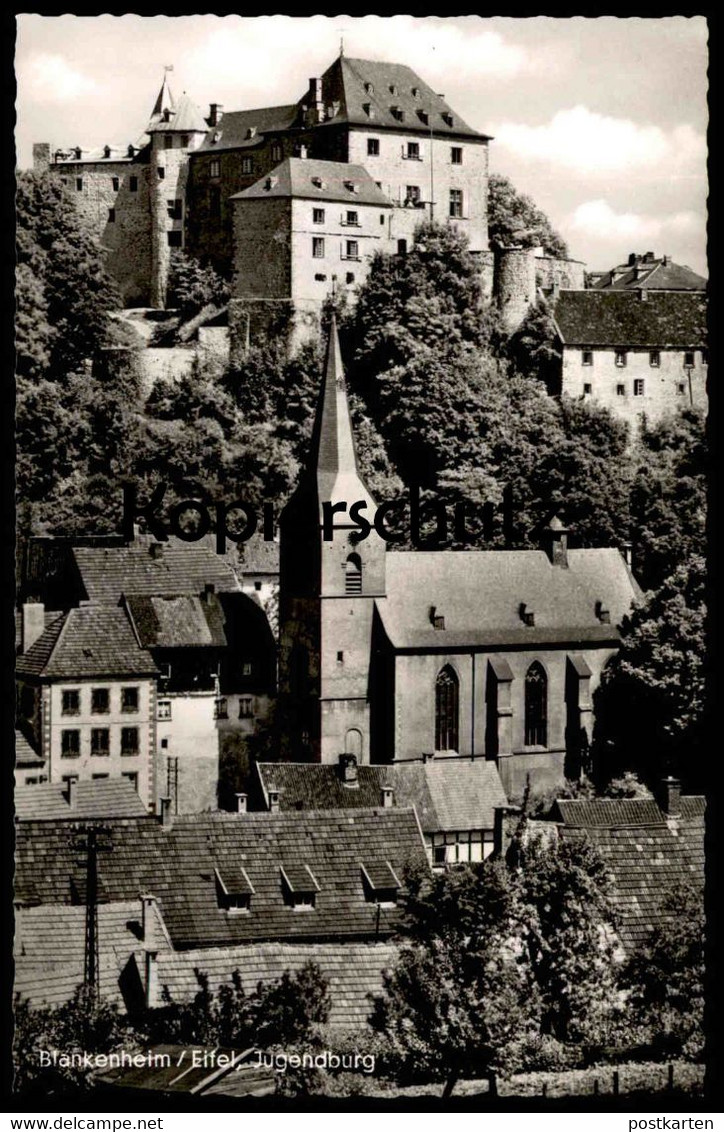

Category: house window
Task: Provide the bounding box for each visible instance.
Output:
[397,239,407,256]
[61,730,80,757]
[583,383,592,395]
[345,553,362,594]
[616,384,626,396]
[313,207,325,224]
[405,185,421,205]
[312,237,325,258]
[449,189,463,218]
[62,690,80,716]
[634,379,645,396]
[164,135,173,150]
[129,176,138,192]
[121,687,139,713]
[649,350,661,367]
[524,662,547,747]
[241,156,253,175]
[242,662,253,677]
[615,350,627,367]
[76,178,83,192]
[582,350,593,366]
[345,210,359,226]
[181,135,190,148]
[314,273,327,282]
[677,383,686,395]
[92,773,109,780]
[344,240,360,261]
[435,666,459,751]
[214,697,228,719]
[167,199,182,219]
[380,214,386,226]
[167,231,183,247]
[157,700,172,721]
[91,688,109,714]
[405,141,421,160]
[111,176,119,191]
[367,138,380,156]
[239,697,253,719]
[108,208,116,223]
[271,143,283,162]
[157,166,165,180]
[346,272,355,284]
[122,771,138,791]
[684,350,695,367]
[91,728,110,756]
[121,727,139,755]
[451,146,463,165]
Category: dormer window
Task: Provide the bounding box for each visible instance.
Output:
[364,82,374,94]
[215,866,254,914]
[311,175,328,190]
[280,864,320,910]
[361,861,400,907]
[265,175,279,191]
[103,145,111,159]
[363,103,375,119]
[418,109,429,125]
[411,86,420,99]
[344,180,360,194]
[389,84,397,95]
[595,600,611,625]
[246,127,257,139]
[442,111,454,127]
[519,603,535,627]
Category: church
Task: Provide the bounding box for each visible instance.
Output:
[278,318,641,797]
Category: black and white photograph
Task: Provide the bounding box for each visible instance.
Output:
[9,13,711,1112]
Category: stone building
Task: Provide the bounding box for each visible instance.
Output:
[278,319,640,796]
[552,289,708,429]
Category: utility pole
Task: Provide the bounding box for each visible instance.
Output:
[73,824,112,1001]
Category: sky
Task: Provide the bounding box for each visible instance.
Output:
[15,14,708,275]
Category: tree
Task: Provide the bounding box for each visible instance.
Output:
[505,297,562,391]
[487,173,568,258]
[166,250,230,320]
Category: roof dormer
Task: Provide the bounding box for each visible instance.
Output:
[280,863,320,909]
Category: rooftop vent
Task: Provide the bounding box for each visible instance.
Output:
[442,111,454,127]
[246,126,257,139]
[519,602,535,627]
[595,600,611,624]
[339,752,359,786]
[429,605,445,630]
[363,103,375,119]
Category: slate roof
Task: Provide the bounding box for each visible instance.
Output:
[152,940,398,1030]
[198,104,299,153]
[591,258,707,292]
[237,535,279,576]
[555,795,705,952]
[553,290,707,348]
[375,548,639,650]
[14,900,170,1009]
[14,731,43,767]
[15,809,429,947]
[232,157,391,207]
[72,539,240,604]
[125,594,226,648]
[147,93,207,135]
[255,757,508,833]
[15,779,147,821]
[15,606,158,680]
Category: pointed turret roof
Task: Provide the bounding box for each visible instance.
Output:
[146,79,207,135]
[148,72,176,127]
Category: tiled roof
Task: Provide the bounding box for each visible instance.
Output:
[147,93,207,135]
[153,940,398,1030]
[232,157,392,207]
[553,290,707,348]
[14,900,169,1008]
[125,594,223,648]
[15,608,65,653]
[591,258,707,292]
[256,757,508,833]
[15,779,147,821]
[555,795,705,952]
[73,538,241,604]
[15,809,429,947]
[198,104,299,153]
[237,535,279,576]
[375,548,639,650]
[15,606,158,680]
[14,730,43,767]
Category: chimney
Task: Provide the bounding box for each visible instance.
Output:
[299,143,308,160]
[160,796,173,829]
[621,541,633,568]
[65,777,77,809]
[208,103,224,127]
[144,949,159,1008]
[149,543,164,560]
[268,788,280,813]
[643,251,655,262]
[544,515,569,568]
[235,792,248,813]
[595,600,611,625]
[338,752,358,786]
[380,784,393,809]
[140,893,158,948]
[639,288,648,301]
[628,253,638,266]
[21,603,45,653]
[659,776,681,817]
[662,254,670,267]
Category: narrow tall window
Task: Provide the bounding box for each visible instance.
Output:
[451,146,463,165]
[367,138,380,156]
[615,350,627,367]
[435,666,459,751]
[684,350,695,367]
[649,350,661,367]
[209,159,221,178]
[449,189,463,218]
[111,176,120,192]
[345,553,362,594]
[524,662,547,746]
[241,156,253,175]
[312,237,325,258]
[634,378,645,396]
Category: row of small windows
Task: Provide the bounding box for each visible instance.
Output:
[582,349,701,367]
[206,141,464,182]
[216,862,399,915]
[61,687,139,715]
[60,726,140,757]
[312,237,363,261]
[62,770,139,789]
[435,662,548,751]
[583,380,688,397]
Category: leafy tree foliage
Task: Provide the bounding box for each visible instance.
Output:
[167,251,230,320]
[505,298,563,391]
[487,173,568,258]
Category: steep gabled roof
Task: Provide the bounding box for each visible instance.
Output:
[553,290,707,348]
[15,606,158,681]
[15,779,147,821]
[231,157,391,207]
[197,104,299,153]
[72,538,240,604]
[591,258,707,292]
[147,91,207,135]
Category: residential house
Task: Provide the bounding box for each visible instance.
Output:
[587,251,707,292]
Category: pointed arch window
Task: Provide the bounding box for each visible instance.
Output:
[345,554,362,595]
[435,666,459,751]
[525,662,548,747]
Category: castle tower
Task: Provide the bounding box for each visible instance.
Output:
[496,246,538,334]
[145,73,208,308]
[278,316,387,763]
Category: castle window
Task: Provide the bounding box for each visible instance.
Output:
[684,350,695,367]
[157,167,165,180]
[241,156,253,175]
[76,178,83,192]
[167,199,182,220]
[313,207,325,224]
[61,730,80,758]
[449,189,463,218]
[405,185,421,205]
[405,141,421,161]
[397,239,407,256]
[209,186,221,218]
[435,666,459,752]
[616,384,626,396]
[62,689,80,716]
[312,237,325,258]
[112,176,120,192]
[367,138,380,156]
[524,662,547,747]
[91,728,110,756]
[344,240,360,261]
[209,159,221,178]
[583,383,592,395]
[167,231,183,248]
[649,350,661,367]
[582,350,593,365]
[157,700,172,720]
[121,727,139,755]
[615,350,627,367]
[271,143,283,163]
[451,146,463,165]
[345,553,362,593]
[634,379,645,396]
[164,135,173,150]
[380,214,386,225]
[677,383,686,395]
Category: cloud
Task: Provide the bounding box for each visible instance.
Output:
[491,105,706,176]
[22,53,97,102]
[568,199,702,242]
